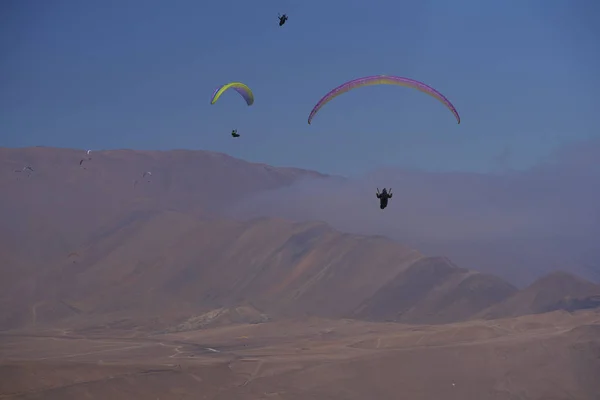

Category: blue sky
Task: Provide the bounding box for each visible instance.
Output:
[1,0,599,175]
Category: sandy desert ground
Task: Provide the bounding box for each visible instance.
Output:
[2,310,599,399]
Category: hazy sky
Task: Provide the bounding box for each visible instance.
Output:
[229,138,600,285]
[1,0,599,175]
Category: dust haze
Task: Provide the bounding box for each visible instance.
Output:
[229,138,600,285]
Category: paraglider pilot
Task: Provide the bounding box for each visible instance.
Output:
[231,129,240,138]
[376,188,392,209]
[278,13,288,26]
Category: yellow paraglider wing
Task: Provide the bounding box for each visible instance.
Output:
[210,82,254,106]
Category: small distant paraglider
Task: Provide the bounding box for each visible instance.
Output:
[14,166,34,178]
[134,171,152,188]
[68,252,79,264]
[278,13,288,26]
[79,150,92,169]
[231,129,240,138]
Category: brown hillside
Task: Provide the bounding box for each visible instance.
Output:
[353,256,518,324]
[0,209,518,332]
[477,271,600,320]
[0,211,424,331]
[2,146,595,334]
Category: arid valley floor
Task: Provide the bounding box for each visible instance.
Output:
[2,310,600,400]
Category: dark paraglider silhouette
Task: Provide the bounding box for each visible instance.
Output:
[376,188,392,209]
[278,13,288,26]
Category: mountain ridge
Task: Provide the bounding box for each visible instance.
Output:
[1,146,598,334]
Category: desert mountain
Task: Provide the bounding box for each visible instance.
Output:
[1,147,597,334]
[1,210,419,330]
[0,147,325,285]
[353,256,518,324]
[477,271,600,319]
[1,207,523,332]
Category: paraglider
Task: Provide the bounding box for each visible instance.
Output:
[376,188,392,210]
[14,166,34,178]
[79,150,92,168]
[68,252,79,264]
[278,13,288,26]
[134,171,152,187]
[307,75,461,125]
[210,82,254,106]
[211,82,253,140]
